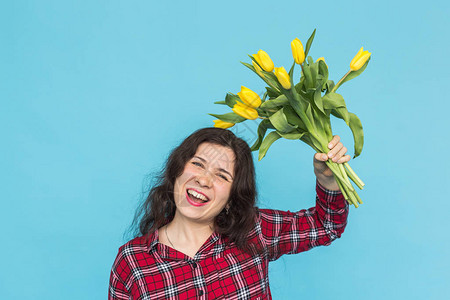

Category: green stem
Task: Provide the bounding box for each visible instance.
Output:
[344,165,364,190]
[347,188,359,208]
[335,177,349,203]
[337,178,358,207]
[344,162,365,188]
[325,160,354,191]
[331,70,351,93]
[338,163,352,187]
[354,190,363,204]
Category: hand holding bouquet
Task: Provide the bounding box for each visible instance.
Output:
[210,29,371,207]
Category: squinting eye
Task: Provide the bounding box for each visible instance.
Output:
[218,174,228,181]
[192,161,203,167]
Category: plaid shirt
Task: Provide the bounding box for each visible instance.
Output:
[109,181,349,299]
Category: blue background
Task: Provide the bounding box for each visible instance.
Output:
[1,0,449,299]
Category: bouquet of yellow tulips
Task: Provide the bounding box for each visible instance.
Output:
[209,29,371,207]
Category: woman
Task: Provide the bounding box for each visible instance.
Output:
[109,127,350,299]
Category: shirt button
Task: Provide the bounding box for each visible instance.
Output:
[192,262,197,269]
[199,290,204,296]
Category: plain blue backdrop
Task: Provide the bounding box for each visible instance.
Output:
[1,0,449,299]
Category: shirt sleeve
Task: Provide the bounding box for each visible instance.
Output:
[108,246,132,300]
[258,179,349,261]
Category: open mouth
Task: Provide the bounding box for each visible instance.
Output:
[186,188,210,206]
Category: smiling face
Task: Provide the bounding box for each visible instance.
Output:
[172,142,236,226]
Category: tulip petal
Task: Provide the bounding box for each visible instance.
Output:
[291,38,305,65]
[213,119,235,129]
[232,102,258,120]
[257,50,274,72]
[237,86,262,108]
[274,67,291,89]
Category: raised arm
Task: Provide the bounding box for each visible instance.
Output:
[258,135,350,261]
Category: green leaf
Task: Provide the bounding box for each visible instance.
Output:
[334,57,371,91]
[225,93,239,108]
[348,112,364,158]
[294,77,304,94]
[302,64,314,89]
[264,71,283,89]
[313,88,325,115]
[245,56,282,90]
[300,133,319,151]
[304,28,316,57]
[214,101,227,105]
[325,80,335,94]
[241,61,264,79]
[266,86,281,98]
[260,94,289,109]
[330,107,350,125]
[241,60,280,90]
[283,105,307,131]
[309,58,318,84]
[317,60,328,89]
[208,112,246,123]
[322,92,346,110]
[317,60,328,78]
[258,131,282,161]
[262,92,268,102]
[269,108,298,134]
[278,130,306,140]
[288,61,296,78]
[305,102,315,129]
[312,107,324,132]
[300,89,314,104]
[241,61,255,71]
[250,119,272,151]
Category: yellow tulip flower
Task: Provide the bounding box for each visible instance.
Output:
[232,102,258,120]
[291,38,305,64]
[350,47,371,71]
[213,119,235,129]
[237,86,262,108]
[253,50,274,72]
[274,67,291,89]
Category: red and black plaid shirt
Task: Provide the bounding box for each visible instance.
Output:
[109,181,349,299]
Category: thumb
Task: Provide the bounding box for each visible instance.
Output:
[314,153,328,162]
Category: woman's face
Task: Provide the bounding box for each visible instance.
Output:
[173,142,235,226]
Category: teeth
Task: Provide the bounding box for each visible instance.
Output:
[187,189,208,201]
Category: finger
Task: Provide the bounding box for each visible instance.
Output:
[328,142,344,159]
[332,146,348,162]
[337,154,351,164]
[314,152,328,161]
[327,135,340,150]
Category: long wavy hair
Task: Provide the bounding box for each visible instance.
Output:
[130,127,262,255]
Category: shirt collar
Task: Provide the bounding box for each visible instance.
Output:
[146,227,221,260]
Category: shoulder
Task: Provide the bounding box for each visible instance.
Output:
[256,208,300,222]
[115,233,154,262]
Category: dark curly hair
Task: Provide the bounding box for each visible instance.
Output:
[130,127,262,255]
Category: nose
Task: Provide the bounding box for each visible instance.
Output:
[195,169,214,187]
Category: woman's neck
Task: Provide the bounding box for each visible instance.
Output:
[166,213,215,246]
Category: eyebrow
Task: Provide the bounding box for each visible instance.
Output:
[193,156,234,179]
